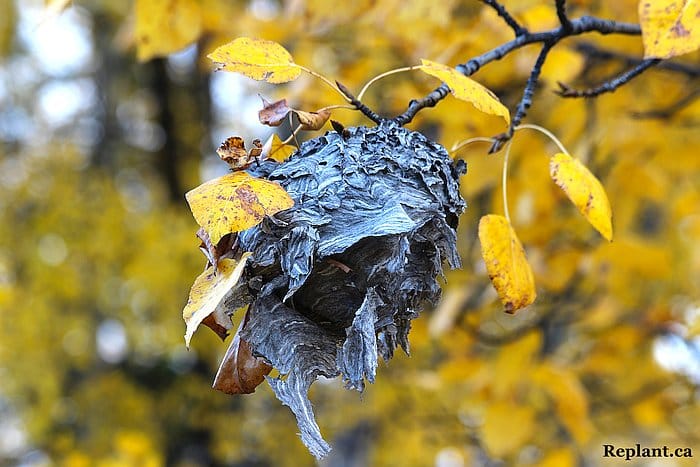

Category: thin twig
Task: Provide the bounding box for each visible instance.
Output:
[336,81,385,124]
[481,0,528,36]
[392,15,641,125]
[555,0,573,32]
[557,58,660,98]
[490,42,554,153]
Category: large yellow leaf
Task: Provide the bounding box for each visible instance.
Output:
[478,215,536,313]
[549,152,613,241]
[134,0,201,62]
[420,59,510,125]
[182,254,251,348]
[639,0,700,58]
[186,172,294,245]
[207,37,302,84]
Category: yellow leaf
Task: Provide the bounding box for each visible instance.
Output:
[549,152,613,241]
[481,401,534,458]
[420,59,510,125]
[207,37,302,84]
[478,215,536,313]
[182,254,251,348]
[262,134,296,163]
[639,0,700,59]
[185,172,294,245]
[134,0,202,62]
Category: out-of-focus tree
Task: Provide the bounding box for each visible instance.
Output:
[0,0,699,465]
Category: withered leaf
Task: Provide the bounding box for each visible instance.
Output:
[217,136,253,170]
[182,254,251,348]
[197,228,238,270]
[296,109,331,131]
[213,310,272,394]
[259,96,292,127]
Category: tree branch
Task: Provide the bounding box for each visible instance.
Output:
[555,0,574,32]
[391,15,642,126]
[336,81,385,124]
[481,0,528,37]
[557,58,660,98]
[490,42,553,152]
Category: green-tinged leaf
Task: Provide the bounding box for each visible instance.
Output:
[207,37,301,83]
[183,254,251,348]
[420,59,510,125]
[550,152,613,241]
[186,172,294,245]
[639,0,700,59]
[478,214,536,313]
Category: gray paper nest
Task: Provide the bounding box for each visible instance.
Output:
[237,121,465,458]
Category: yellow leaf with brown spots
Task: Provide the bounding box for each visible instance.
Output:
[478,215,536,313]
[182,254,251,348]
[207,37,301,83]
[186,172,294,245]
[550,152,613,241]
[420,59,510,125]
[134,0,202,62]
[639,0,700,58]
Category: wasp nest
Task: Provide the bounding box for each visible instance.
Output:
[235,121,465,457]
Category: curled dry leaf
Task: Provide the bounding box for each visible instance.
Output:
[639,0,700,59]
[217,136,250,169]
[183,254,251,348]
[549,152,613,241]
[207,37,301,84]
[213,309,272,394]
[478,214,536,313]
[420,59,510,125]
[261,134,297,162]
[259,96,292,127]
[296,109,331,131]
[196,228,237,270]
[186,172,294,245]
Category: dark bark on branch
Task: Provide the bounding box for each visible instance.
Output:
[336,81,385,124]
[490,42,554,153]
[481,0,528,37]
[391,14,642,127]
[557,58,660,98]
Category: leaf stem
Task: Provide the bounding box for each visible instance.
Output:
[449,137,494,155]
[357,66,421,101]
[502,139,514,223]
[318,104,357,111]
[514,123,570,155]
[296,65,351,103]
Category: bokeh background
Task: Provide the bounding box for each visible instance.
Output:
[1,0,699,465]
